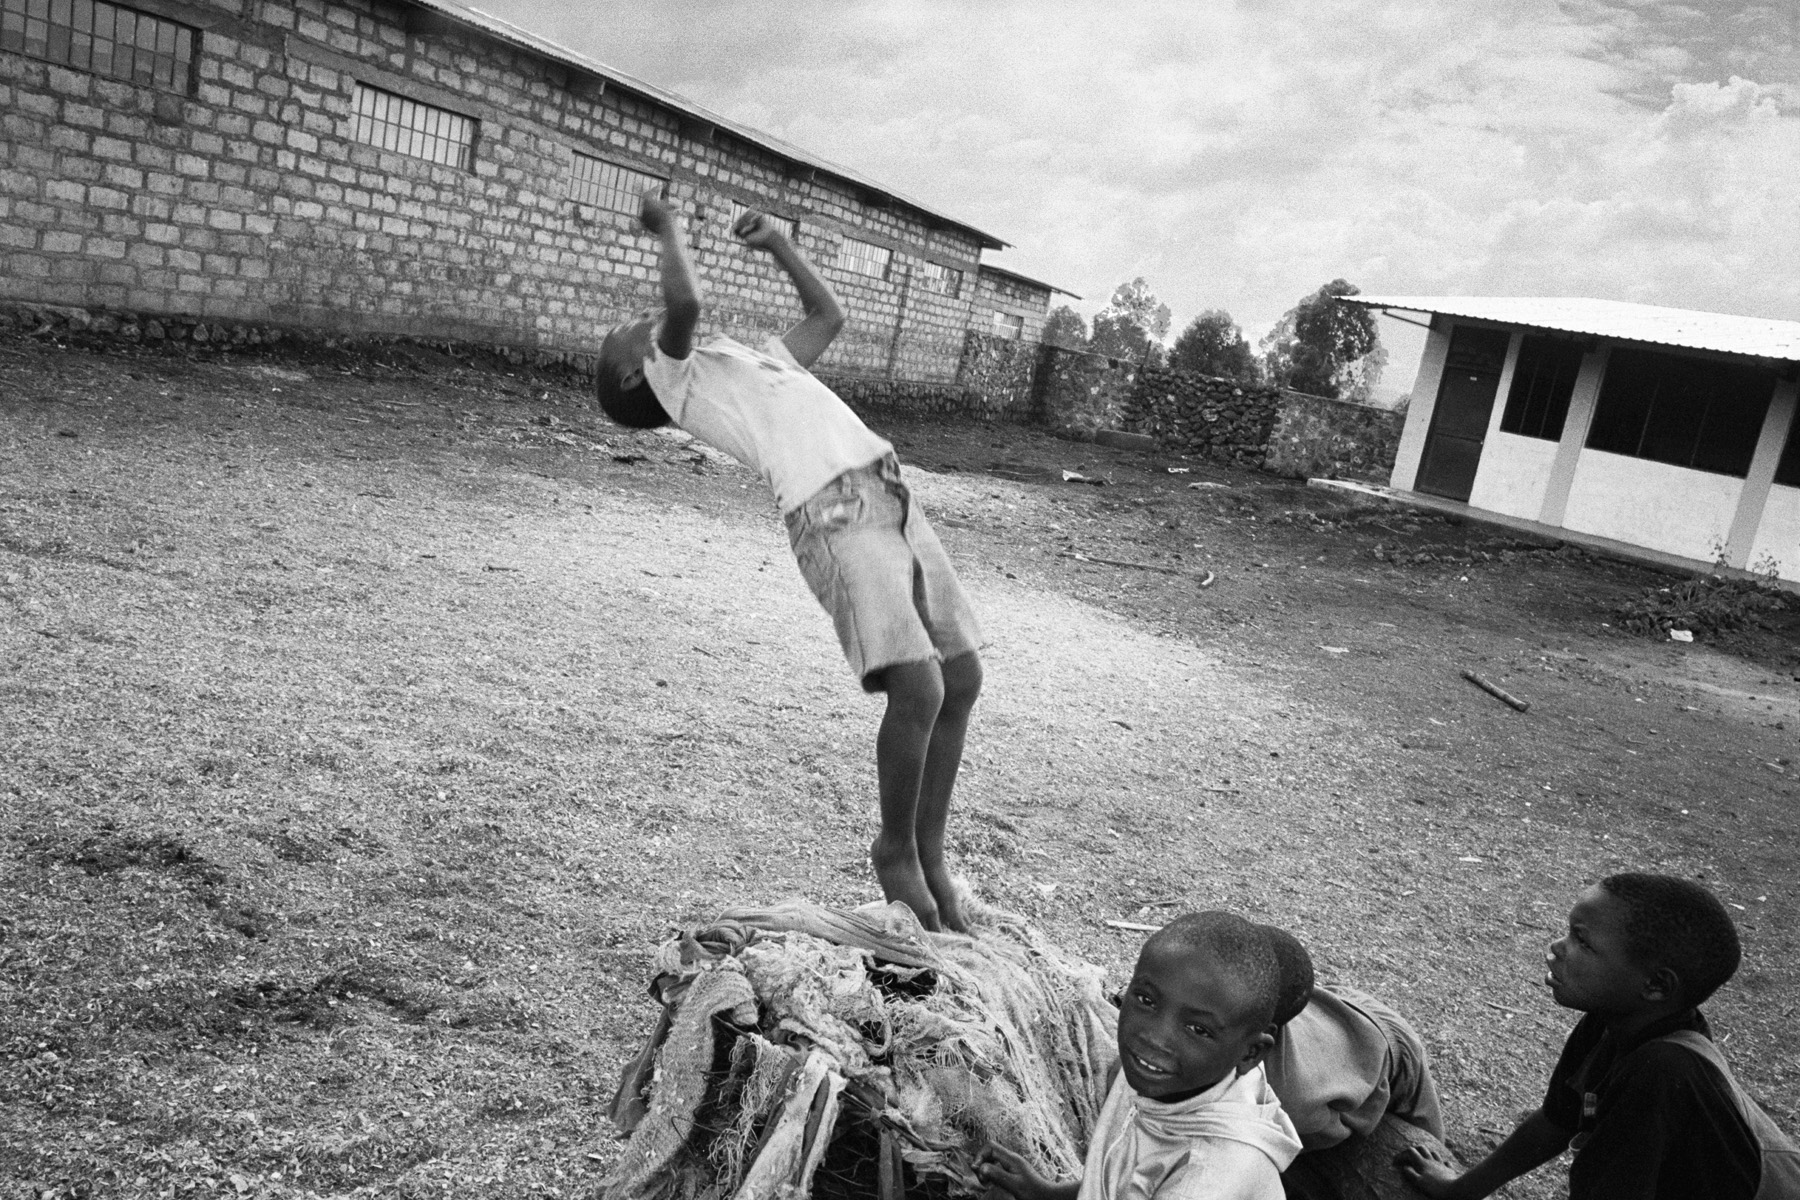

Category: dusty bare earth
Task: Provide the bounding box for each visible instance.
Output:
[2,330,1797,1199]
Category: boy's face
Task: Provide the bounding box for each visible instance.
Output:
[601,313,659,388]
[1116,939,1271,1102]
[1546,885,1660,1015]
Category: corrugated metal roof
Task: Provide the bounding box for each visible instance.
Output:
[978,262,1081,300]
[402,0,1009,250]
[1341,295,1800,363]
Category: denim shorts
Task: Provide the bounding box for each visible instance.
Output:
[784,454,983,690]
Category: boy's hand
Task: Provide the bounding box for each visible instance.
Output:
[1396,1145,1464,1199]
[639,187,679,236]
[733,208,787,250]
[975,1144,1068,1200]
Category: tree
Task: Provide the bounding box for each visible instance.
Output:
[1260,279,1383,400]
[1042,305,1088,350]
[1170,310,1258,381]
[1088,277,1171,366]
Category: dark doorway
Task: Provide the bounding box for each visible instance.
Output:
[1417,324,1512,501]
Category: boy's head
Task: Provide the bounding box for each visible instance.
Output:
[1118,912,1279,1101]
[1547,873,1741,1017]
[1256,923,1315,1028]
[595,314,669,429]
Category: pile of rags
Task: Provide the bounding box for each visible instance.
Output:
[604,897,1117,1200]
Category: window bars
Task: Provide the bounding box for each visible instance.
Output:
[570,151,665,214]
[350,82,477,171]
[835,235,891,280]
[914,260,962,298]
[1,0,196,91]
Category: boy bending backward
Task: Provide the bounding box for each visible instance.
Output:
[979,912,1303,1200]
[1401,872,1800,1200]
[594,190,984,933]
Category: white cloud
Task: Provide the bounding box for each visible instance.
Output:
[485,0,1800,388]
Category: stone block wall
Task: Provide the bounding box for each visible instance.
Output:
[1263,390,1404,480]
[0,0,987,379]
[1120,367,1283,465]
[955,331,1043,421]
[1035,344,1139,437]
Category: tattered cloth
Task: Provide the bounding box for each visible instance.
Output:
[604,898,1118,1200]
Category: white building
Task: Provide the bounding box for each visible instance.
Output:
[1344,296,1800,581]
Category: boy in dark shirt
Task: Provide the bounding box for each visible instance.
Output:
[1399,872,1784,1200]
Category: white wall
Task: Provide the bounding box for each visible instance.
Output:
[1563,451,1744,563]
[1747,485,1800,580]
[1468,432,1559,520]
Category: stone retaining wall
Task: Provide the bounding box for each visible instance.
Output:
[1120,367,1285,466]
[1263,390,1404,481]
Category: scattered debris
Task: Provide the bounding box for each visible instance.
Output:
[1319,645,1349,655]
[1102,919,1161,933]
[1462,671,1530,713]
[1060,470,1106,485]
[1187,481,1228,490]
[1166,467,1191,474]
[1617,575,1794,642]
[1198,570,1216,588]
[1669,629,1694,643]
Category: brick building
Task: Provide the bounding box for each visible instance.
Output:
[0,0,1070,382]
[975,264,1076,345]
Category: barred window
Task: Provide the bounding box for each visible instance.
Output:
[1586,347,1777,478]
[836,235,891,280]
[1499,334,1585,441]
[993,311,1024,340]
[351,82,476,171]
[1,0,196,91]
[915,261,962,298]
[727,200,798,242]
[570,151,664,214]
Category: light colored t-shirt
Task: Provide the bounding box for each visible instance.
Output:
[1077,1068,1301,1200]
[1262,986,1395,1150]
[641,332,893,513]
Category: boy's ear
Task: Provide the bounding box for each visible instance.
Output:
[1643,965,1681,1005]
[1237,1029,1275,1076]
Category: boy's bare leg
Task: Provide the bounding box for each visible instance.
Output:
[872,659,945,930]
[915,651,982,933]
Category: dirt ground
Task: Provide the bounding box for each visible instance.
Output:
[2,329,1797,1199]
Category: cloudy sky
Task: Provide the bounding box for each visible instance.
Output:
[482,0,1798,395]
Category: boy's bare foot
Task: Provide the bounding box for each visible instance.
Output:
[922,862,970,933]
[871,836,941,931]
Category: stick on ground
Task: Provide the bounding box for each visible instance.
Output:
[1463,670,1530,712]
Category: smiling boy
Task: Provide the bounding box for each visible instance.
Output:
[1400,872,1796,1200]
[978,913,1302,1200]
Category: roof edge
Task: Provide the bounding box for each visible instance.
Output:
[978,262,1080,299]
[403,0,1010,251]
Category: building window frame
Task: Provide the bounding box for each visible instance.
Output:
[1585,346,1777,478]
[1,0,198,92]
[835,235,892,281]
[350,81,478,171]
[569,150,666,216]
[915,260,962,298]
[726,200,798,242]
[1499,333,1585,441]
[992,311,1025,341]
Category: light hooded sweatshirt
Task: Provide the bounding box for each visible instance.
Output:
[1077,1066,1303,1200]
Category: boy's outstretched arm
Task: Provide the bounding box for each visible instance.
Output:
[1399,1108,1569,1200]
[639,189,701,358]
[734,210,843,368]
